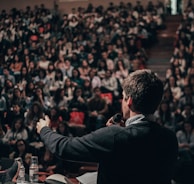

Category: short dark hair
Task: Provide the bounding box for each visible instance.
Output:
[122,69,163,115]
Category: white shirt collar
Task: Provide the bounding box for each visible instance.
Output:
[125,114,145,127]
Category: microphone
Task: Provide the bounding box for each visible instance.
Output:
[111,113,123,124]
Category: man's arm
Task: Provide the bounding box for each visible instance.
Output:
[37,116,120,162]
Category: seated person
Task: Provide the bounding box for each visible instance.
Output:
[0,160,20,183]
[176,121,194,161]
[39,147,66,175]
[9,139,32,174]
[87,87,109,132]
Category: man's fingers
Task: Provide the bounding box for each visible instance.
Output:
[45,115,49,122]
[45,115,50,126]
[36,115,50,134]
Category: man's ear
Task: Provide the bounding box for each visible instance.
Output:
[128,97,132,108]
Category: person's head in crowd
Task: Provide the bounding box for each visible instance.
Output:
[14,138,32,167]
[45,39,52,48]
[115,59,126,70]
[166,68,173,79]
[168,75,178,87]
[47,62,55,73]
[93,86,102,98]
[28,101,44,119]
[181,121,194,134]
[158,100,172,123]
[35,80,46,90]
[23,48,30,56]
[4,79,14,92]
[182,85,192,97]
[122,69,163,118]
[163,87,174,102]
[87,53,94,61]
[72,41,78,50]
[23,55,31,64]
[39,55,47,63]
[131,57,141,71]
[34,85,44,96]
[71,52,79,63]
[53,88,65,103]
[117,49,124,58]
[12,117,25,132]
[64,57,72,68]
[171,57,181,69]
[25,81,35,97]
[37,68,47,79]
[98,40,106,51]
[128,36,137,47]
[14,139,29,156]
[71,68,81,79]
[13,54,21,63]
[55,68,64,81]
[77,34,84,42]
[6,48,13,56]
[83,77,92,90]
[49,47,58,62]
[57,38,63,47]
[101,51,109,60]
[64,77,73,88]
[62,13,68,20]
[28,60,37,72]
[97,59,108,71]
[88,68,97,78]
[82,78,92,99]
[73,85,84,99]
[11,102,23,115]
[80,59,90,68]
[12,86,22,99]
[104,69,113,79]
[71,7,76,14]
[20,66,28,78]
[2,67,10,77]
[182,103,194,119]
[78,44,85,53]
[56,121,71,136]
[48,106,62,128]
[107,43,116,52]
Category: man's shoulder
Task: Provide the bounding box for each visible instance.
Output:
[125,119,177,138]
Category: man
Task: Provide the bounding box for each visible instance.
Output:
[37,69,178,184]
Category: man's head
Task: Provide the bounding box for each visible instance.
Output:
[122,69,163,118]
[93,87,101,97]
[3,67,9,76]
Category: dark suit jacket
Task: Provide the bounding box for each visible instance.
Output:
[40,118,178,184]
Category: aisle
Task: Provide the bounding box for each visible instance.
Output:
[146,15,182,81]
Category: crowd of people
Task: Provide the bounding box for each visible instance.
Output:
[154,2,194,183]
[0,0,193,182]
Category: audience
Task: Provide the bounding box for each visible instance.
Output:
[1,1,193,181]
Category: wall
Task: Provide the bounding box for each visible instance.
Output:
[0,0,163,14]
